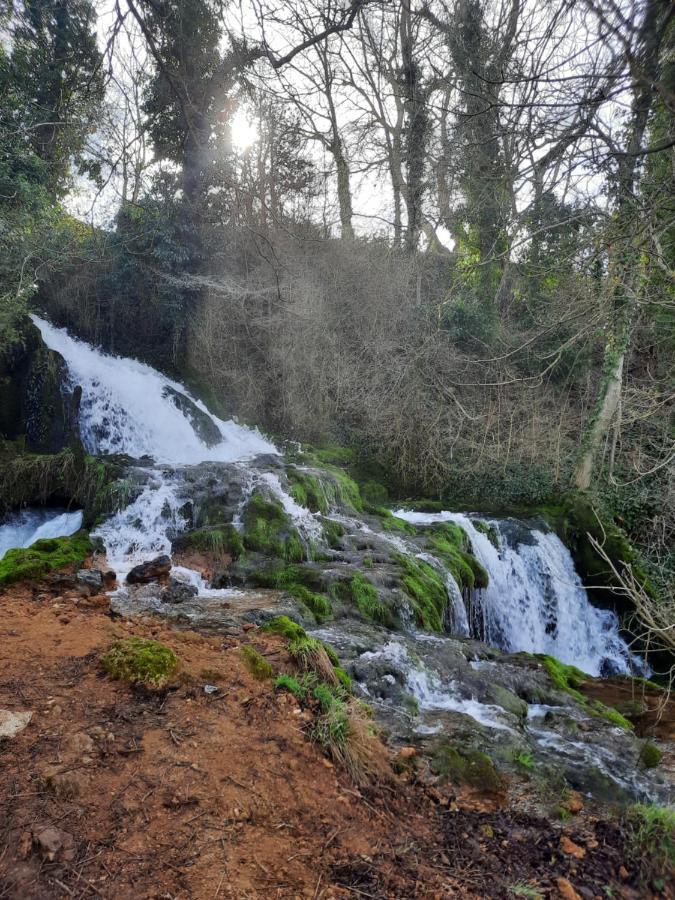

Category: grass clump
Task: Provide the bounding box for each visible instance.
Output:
[394,553,448,631]
[241,491,305,562]
[539,655,634,730]
[0,531,92,584]
[247,566,332,623]
[262,615,307,641]
[290,584,332,623]
[287,468,329,514]
[322,518,345,548]
[240,645,274,680]
[100,637,178,689]
[512,751,535,771]
[622,804,675,889]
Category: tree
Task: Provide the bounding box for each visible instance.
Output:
[8,0,105,196]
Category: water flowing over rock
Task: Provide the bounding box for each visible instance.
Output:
[0,509,83,560]
[14,316,667,807]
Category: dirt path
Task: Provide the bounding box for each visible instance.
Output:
[0,578,661,899]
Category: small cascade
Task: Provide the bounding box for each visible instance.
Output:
[394,510,641,677]
[257,472,324,546]
[415,552,470,636]
[0,509,84,560]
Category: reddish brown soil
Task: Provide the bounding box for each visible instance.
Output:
[0,576,665,899]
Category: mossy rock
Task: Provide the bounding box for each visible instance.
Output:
[0,531,92,584]
[172,525,244,560]
[330,573,391,625]
[241,490,305,562]
[538,654,633,730]
[423,522,489,591]
[490,685,528,719]
[100,637,179,688]
[394,553,449,631]
[430,742,504,791]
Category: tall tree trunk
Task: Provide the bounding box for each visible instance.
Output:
[333,138,355,239]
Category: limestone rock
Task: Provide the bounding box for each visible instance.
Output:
[0,709,32,739]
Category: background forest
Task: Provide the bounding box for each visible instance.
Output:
[1,0,673,598]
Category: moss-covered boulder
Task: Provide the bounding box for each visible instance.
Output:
[0,531,92,584]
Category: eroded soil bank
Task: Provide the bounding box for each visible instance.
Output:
[1,572,670,900]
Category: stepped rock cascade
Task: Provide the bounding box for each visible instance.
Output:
[2,320,667,806]
[394,510,641,677]
[0,509,83,560]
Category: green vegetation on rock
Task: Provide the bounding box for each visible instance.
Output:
[100,637,178,688]
[0,531,92,584]
[639,742,662,769]
[430,741,504,791]
[241,491,306,562]
[330,572,389,624]
[394,553,448,631]
[538,655,634,730]
[173,524,244,559]
[426,522,489,590]
[623,804,675,888]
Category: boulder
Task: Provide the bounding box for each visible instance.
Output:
[162,386,222,448]
[161,577,199,604]
[126,555,171,584]
[76,568,104,593]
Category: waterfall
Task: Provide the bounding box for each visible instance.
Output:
[31,316,276,464]
[0,509,83,560]
[394,510,641,677]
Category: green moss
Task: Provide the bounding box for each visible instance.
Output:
[394,553,448,631]
[512,751,535,771]
[0,531,92,584]
[287,467,330,514]
[289,584,332,623]
[334,666,352,692]
[172,524,244,559]
[430,742,503,791]
[539,654,634,730]
[248,563,325,591]
[240,645,274,680]
[262,615,307,641]
[312,445,355,467]
[474,520,500,549]
[639,742,662,768]
[322,518,345,548]
[100,637,178,688]
[427,522,489,590]
[331,573,389,624]
[241,491,306,561]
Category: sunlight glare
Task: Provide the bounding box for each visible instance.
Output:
[231,107,259,150]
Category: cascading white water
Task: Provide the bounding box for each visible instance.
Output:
[394,509,640,677]
[0,509,83,560]
[31,316,278,578]
[31,316,276,464]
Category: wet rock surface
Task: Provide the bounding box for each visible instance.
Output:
[126,554,172,584]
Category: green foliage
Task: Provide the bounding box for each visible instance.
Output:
[262,615,307,641]
[622,804,675,888]
[100,637,178,689]
[289,584,332,623]
[509,886,543,900]
[430,742,503,791]
[246,564,331,622]
[0,532,91,584]
[360,479,389,506]
[512,751,535,771]
[474,520,500,549]
[275,672,310,702]
[240,645,274,680]
[394,553,449,631]
[331,573,389,624]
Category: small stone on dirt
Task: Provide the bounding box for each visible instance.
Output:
[33,826,76,862]
[76,569,104,593]
[0,710,32,739]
